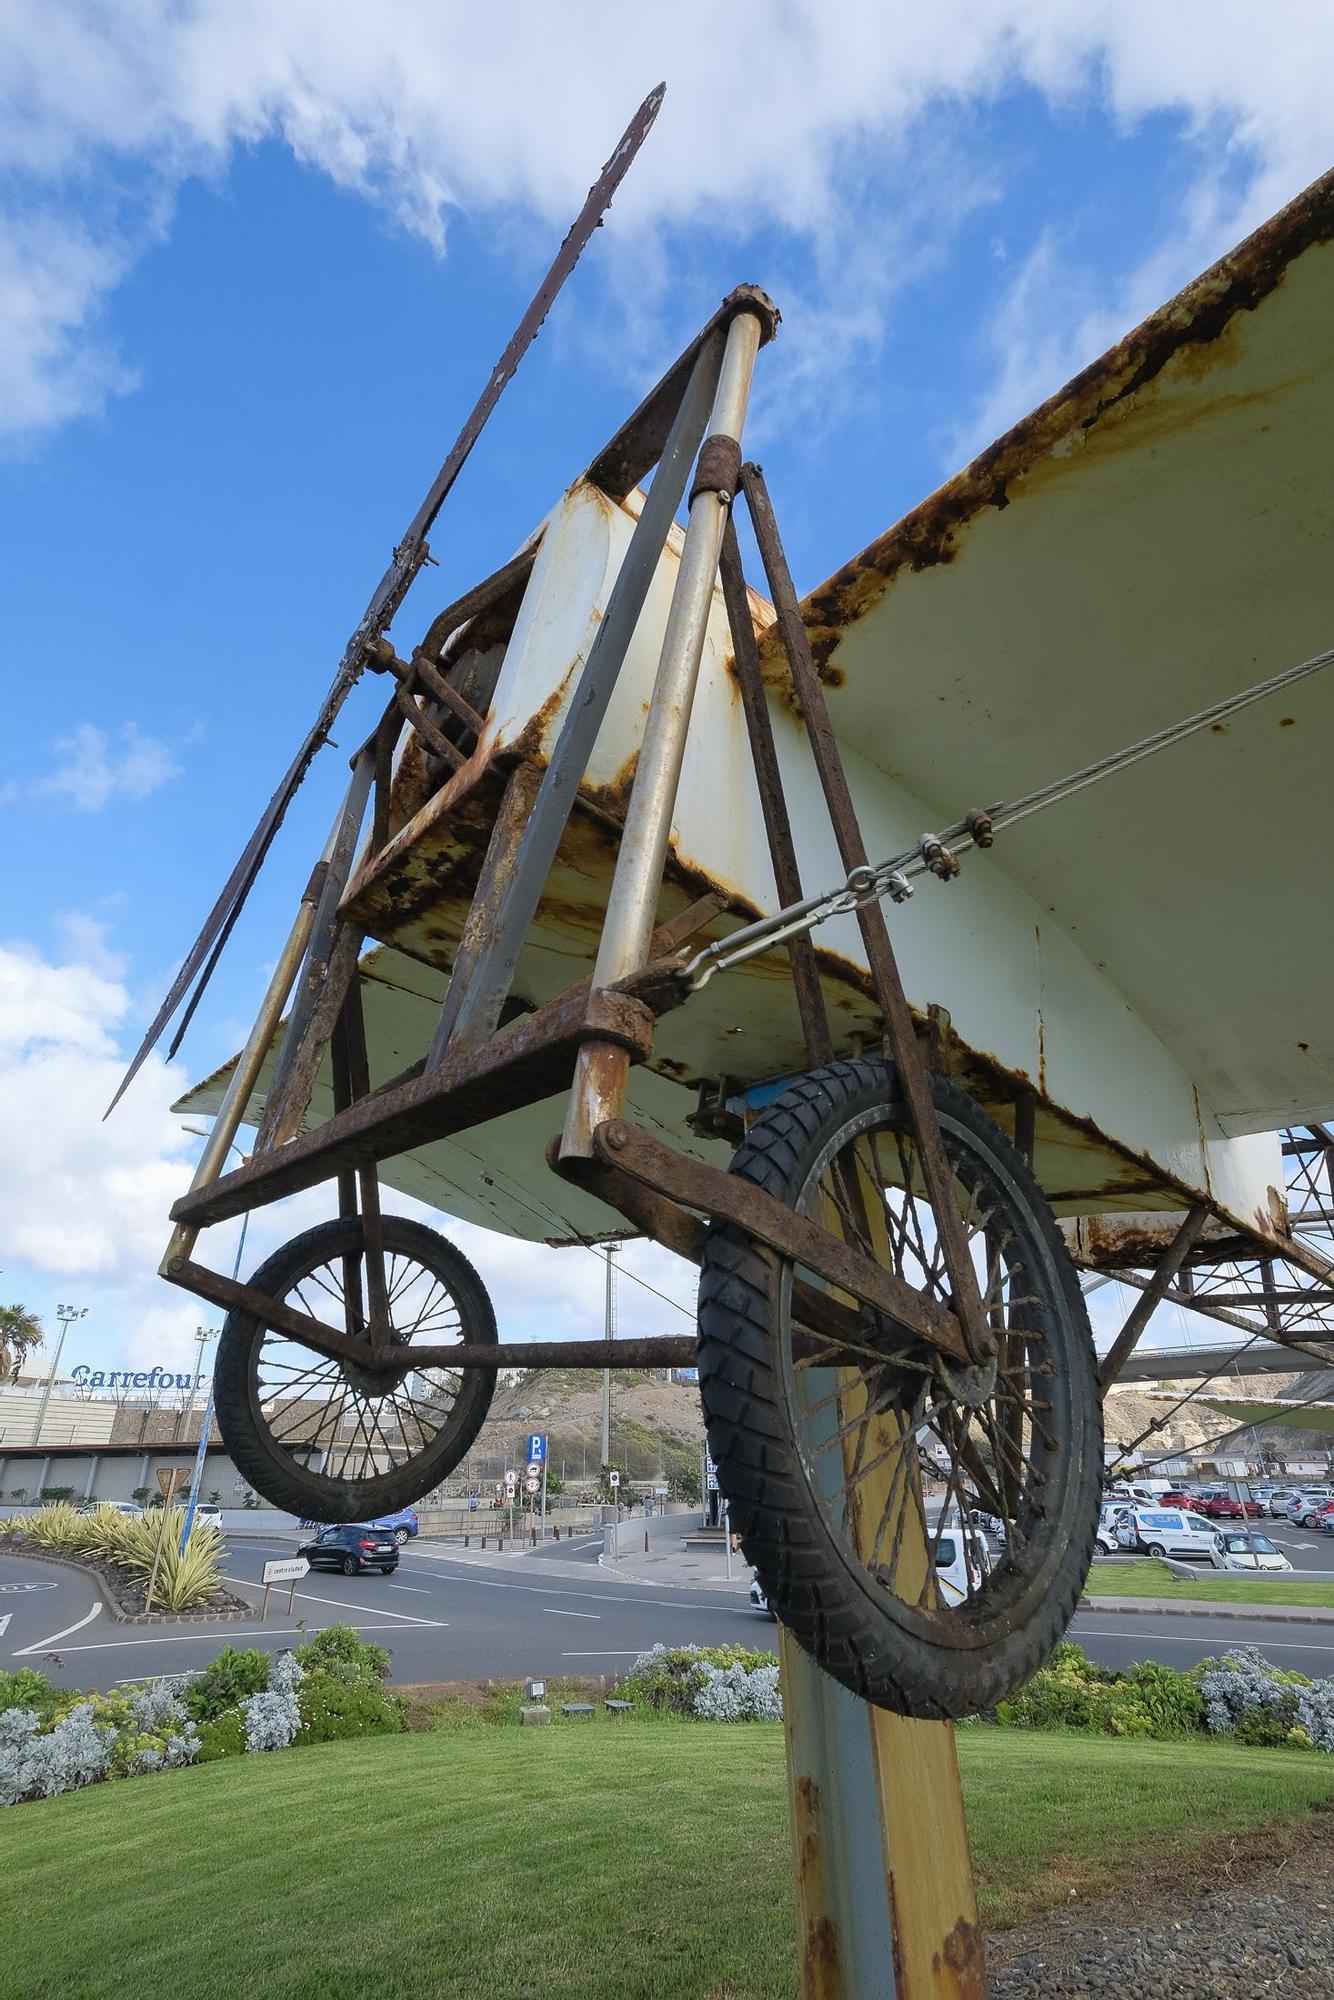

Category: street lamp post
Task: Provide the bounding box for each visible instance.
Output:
[178,1127,248,1550]
[600,1241,619,1469]
[30,1304,86,1445]
[179,1326,215,1440]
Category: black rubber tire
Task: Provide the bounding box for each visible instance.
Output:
[394,1528,410,1546]
[379,1565,394,1575]
[697,1056,1102,1720]
[214,1216,496,1521]
[342,1556,358,1576]
[1147,1543,1167,1559]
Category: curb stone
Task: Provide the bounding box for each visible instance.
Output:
[1078,1592,1334,1626]
[0,1545,252,1626]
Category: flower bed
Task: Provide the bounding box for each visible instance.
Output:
[0,1625,406,1809]
[0,1502,227,1613]
[992,1641,1334,1751]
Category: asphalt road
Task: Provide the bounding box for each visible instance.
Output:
[3,1518,1331,1691]
[0,1539,761,1690]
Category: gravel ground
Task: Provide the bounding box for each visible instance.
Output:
[989,1819,1334,1998]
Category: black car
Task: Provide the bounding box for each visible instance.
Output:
[298,1524,399,1576]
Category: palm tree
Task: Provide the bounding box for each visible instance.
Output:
[0,1302,43,1385]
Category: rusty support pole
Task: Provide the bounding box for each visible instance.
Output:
[723,496,985,1991]
[1098,1204,1211,1392]
[739,462,989,1367]
[718,519,832,1065]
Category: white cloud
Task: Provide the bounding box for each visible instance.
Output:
[3,3,1333,442]
[1,722,182,812]
[0,924,696,1379]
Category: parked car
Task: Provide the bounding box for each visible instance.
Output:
[365,1506,419,1546]
[1287,1491,1334,1526]
[1114,1507,1221,1561]
[297,1524,399,1575]
[1209,1530,1293,1572]
[1266,1488,1298,1515]
[1317,1502,1334,1533]
[76,1498,142,1517]
[1197,1489,1263,1518]
[305,1506,420,1545]
[193,1502,224,1526]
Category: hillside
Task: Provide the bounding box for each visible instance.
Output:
[453,1367,706,1491]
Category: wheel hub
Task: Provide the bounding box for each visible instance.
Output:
[934,1351,999,1410]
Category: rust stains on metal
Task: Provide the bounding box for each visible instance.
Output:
[763,164,1334,680]
[789,1771,843,2000]
[803,1919,841,1994]
[935,1915,987,1988]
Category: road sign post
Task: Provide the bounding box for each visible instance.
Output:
[260,1556,310,1620]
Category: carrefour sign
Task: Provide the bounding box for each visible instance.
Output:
[71,1365,199,1392]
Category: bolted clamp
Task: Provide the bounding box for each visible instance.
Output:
[919,834,962,881]
[689,434,743,509]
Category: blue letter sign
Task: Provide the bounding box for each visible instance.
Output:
[527,1434,546,1465]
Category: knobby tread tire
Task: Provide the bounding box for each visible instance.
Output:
[697,1056,1103,1719]
[214,1215,497,1520]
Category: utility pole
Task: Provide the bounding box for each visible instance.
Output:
[178,1326,214,1440]
[31,1304,86,1445]
[601,1241,619,1467]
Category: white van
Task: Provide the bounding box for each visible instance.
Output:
[1096,1502,1131,1554]
[1114,1506,1220,1561]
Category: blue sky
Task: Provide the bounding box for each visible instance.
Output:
[2,4,1331,1381]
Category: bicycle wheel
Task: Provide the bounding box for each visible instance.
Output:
[697,1056,1101,1718]
[214,1215,496,1521]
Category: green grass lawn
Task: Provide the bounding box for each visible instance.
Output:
[1086,1558,1334,1607]
[1,1721,1330,1999]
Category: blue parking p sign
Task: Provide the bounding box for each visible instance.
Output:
[527,1434,546,1465]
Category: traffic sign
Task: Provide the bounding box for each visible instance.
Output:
[262,1558,310,1586]
[504,1468,517,1488]
[608,1470,621,1488]
[706,1472,719,1493]
[156,1466,189,1500]
[527,1434,547,1464]
[524,1474,540,1495]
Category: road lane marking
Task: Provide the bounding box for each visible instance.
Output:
[0,1614,9,1639]
[0,1581,59,1594]
[1071,1623,1334,1653]
[542,1608,599,1619]
[394,1565,749,1615]
[559,1650,643,1658]
[36,1620,447,1656]
[224,1575,438,1625]
[14,1601,102,1657]
[386,1583,431,1595]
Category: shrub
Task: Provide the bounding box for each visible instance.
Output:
[241,1688,302,1753]
[194,1712,246,1763]
[1200,1646,1328,1750]
[0,1684,198,1807]
[297,1675,405,1744]
[181,1646,271,1723]
[693,1661,783,1722]
[617,1644,783,1720]
[294,1625,390,1683]
[995,1643,1205,1739]
[0,1669,60,1721]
